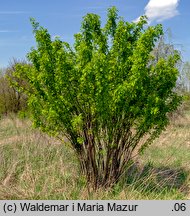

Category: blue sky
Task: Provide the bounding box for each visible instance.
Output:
[0,0,189,68]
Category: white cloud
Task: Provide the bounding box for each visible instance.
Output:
[145,0,180,22]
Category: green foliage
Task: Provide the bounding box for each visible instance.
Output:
[14,7,181,189]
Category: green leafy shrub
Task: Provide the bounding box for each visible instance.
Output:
[14,7,181,189]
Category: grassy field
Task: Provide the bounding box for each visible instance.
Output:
[0,107,189,200]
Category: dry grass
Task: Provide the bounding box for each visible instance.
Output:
[0,108,189,199]
[139,103,190,199]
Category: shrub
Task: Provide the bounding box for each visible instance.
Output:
[14,7,181,189]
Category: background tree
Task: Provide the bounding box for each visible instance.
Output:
[14,7,181,189]
[0,60,28,115]
[150,33,185,92]
[180,61,190,92]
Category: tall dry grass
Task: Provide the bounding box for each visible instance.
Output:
[0,111,189,199]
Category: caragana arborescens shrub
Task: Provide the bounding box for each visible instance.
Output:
[14,7,181,189]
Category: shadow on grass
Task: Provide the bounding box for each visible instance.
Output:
[120,161,190,197]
